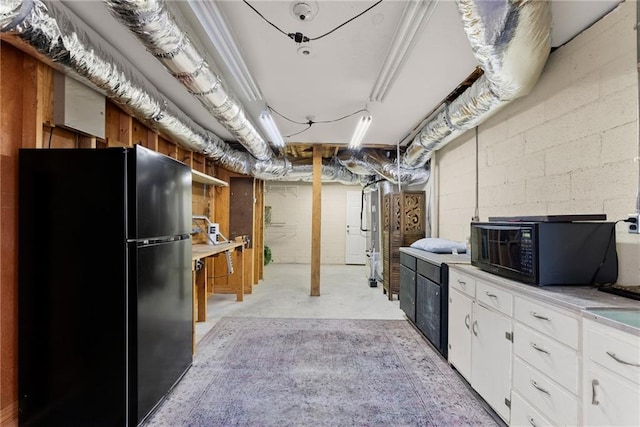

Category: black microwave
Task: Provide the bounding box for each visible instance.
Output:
[470,221,617,285]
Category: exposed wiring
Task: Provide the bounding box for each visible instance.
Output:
[243,0,384,44]
[590,219,625,287]
[268,105,369,138]
[284,124,312,138]
[308,1,384,41]
[47,126,54,148]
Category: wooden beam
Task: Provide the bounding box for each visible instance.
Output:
[310,145,322,296]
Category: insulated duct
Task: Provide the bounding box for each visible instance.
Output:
[403,0,551,167]
[0,0,361,184]
[338,149,430,185]
[102,0,273,162]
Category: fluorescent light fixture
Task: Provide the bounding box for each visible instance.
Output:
[369,0,439,103]
[349,114,373,149]
[187,0,263,101]
[259,111,286,148]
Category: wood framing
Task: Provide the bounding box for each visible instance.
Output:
[310,145,322,296]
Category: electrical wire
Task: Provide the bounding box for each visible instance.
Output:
[284,124,312,138]
[243,0,384,43]
[309,1,384,41]
[268,105,369,139]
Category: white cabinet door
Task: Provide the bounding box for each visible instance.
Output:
[448,288,473,381]
[471,303,512,422]
[585,363,640,426]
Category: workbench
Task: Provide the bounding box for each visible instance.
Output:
[191,242,244,352]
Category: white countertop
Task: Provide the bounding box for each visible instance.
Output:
[399,247,471,266]
[451,264,640,336]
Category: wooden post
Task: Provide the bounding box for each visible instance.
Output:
[310,145,322,296]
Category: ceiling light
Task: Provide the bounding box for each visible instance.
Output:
[369,0,439,103]
[187,0,263,101]
[349,114,373,149]
[259,111,286,148]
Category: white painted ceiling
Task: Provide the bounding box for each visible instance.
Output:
[63,0,623,151]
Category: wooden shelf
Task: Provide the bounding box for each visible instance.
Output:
[192,169,228,186]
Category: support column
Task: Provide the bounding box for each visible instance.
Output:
[310,145,322,296]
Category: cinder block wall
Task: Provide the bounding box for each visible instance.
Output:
[265,183,361,264]
[437,1,640,286]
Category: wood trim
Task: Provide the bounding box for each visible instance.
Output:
[0,400,18,426]
[310,145,322,296]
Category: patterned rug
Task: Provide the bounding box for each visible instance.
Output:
[144,318,497,426]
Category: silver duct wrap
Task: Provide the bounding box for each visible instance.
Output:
[0,0,360,182]
[103,0,273,162]
[338,149,430,184]
[403,0,551,167]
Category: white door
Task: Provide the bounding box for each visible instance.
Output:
[345,191,366,265]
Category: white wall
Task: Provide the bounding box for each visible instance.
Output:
[437,1,640,286]
[264,182,361,264]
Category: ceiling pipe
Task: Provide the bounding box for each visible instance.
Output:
[402,0,551,167]
[0,0,361,184]
[338,149,430,185]
[102,0,273,162]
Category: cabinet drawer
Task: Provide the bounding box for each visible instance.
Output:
[515,297,579,350]
[514,323,579,394]
[448,269,475,297]
[511,391,554,427]
[400,252,416,270]
[476,280,513,317]
[585,362,640,427]
[513,357,579,425]
[585,320,640,384]
[417,259,439,283]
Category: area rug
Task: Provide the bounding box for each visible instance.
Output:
[144,318,497,426]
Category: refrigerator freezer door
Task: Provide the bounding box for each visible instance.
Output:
[131,238,192,423]
[130,145,191,240]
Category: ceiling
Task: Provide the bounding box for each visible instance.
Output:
[62,0,623,159]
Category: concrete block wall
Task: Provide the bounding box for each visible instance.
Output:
[265,182,360,264]
[437,1,640,286]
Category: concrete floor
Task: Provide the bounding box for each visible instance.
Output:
[195,263,405,343]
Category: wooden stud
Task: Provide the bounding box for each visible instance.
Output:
[310,145,322,296]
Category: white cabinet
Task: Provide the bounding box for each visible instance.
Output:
[471,302,512,421]
[448,269,512,422]
[448,287,473,381]
[512,296,580,426]
[583,319,640,426]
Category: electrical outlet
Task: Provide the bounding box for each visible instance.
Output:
[628,213,640,234]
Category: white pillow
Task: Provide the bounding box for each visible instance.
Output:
[410,237,467,254]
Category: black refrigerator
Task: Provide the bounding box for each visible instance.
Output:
[19,145,193,426]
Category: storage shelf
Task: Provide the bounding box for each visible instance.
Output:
[191,169,228,186]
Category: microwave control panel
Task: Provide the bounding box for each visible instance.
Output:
[520,228,534,276]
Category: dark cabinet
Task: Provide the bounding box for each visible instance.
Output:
[416,274,441,348]
[399,250,450,358]
[400,264,416,322]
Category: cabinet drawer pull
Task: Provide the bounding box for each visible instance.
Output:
[606,351,640,367]
[530,311,550,321]
[528,416,537,427]
[591,379,600,405]
[530,342,550,355]
[472,320,478,336]
[530,379,550,395]
[485,292,498,299]
[457,279,466,286]
[464,314,470,330]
